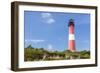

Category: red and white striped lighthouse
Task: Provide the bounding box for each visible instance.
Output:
[68,19,76,52]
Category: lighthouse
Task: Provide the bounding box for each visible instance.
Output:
[68,19,76,52]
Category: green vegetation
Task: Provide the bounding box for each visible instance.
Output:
[24,45,90,61]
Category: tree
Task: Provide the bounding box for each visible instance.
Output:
[80,50,90,59]
[27,45,33,49]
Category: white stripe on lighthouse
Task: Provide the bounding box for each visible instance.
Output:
[69,34,75,40]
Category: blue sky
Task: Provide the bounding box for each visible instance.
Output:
[24,11,90,51]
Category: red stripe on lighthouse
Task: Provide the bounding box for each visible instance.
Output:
[68,40,75,52]
[69,25,74,34]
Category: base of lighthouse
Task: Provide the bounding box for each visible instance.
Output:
[68,40,76,52]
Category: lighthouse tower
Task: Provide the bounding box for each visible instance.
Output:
[68,19,76,52]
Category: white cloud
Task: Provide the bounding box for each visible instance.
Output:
[48,44,53,50]
[46,44,57,51]
[47,18,55,24]
[41,13,55,24]
[41,13,52,18]
[25,39,45,44]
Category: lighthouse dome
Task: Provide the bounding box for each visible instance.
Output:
[68,19,74,27]
[69,19,74,22]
